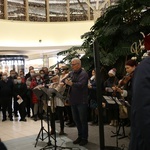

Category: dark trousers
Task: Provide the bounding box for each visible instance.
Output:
[26,90,32,117]
[47,106,56,132]
[13,97,19,115]
[57,106,65,131]
[1,99,12,119]
[108,104,119,121]
[71,104,88,140]
[18,101,26,119]
[65,105,74,123]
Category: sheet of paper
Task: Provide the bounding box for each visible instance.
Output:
[17,98,23,105]
[103,96,116,104]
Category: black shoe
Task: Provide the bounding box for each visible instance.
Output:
[90,122,98,126]
[20,118,27,122]
[15,114,19,117]
[50,130,55,135]
[73,137,82,144]
[59,130,66,135]
[2,118,6,122]
[34,116,38,121]
[10,118,13,121]
[66,122,72,125]
[79,139,88,146]
[68,123,75,127]
[30,115,34,118]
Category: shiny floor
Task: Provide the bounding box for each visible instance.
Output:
[0,111,130,150]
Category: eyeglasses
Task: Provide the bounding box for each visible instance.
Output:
[61,69,67,71]
[71,63,79,66]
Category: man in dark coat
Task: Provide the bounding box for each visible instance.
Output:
[129,34,150,150]
[0,72,14,121]
[13,76,27,121]
[64,58,89,146]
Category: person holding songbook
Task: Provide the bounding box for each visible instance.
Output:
[104,68,119,126]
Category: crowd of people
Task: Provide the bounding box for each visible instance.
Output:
[0,57,136,145]
[0,48,149,149]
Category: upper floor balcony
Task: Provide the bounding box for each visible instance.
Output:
[0,0,117,22]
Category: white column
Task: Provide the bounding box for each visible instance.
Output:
[45,0,50,22]
[24,0,29,21]
[43,54,49,67]
[66,0,70,21]
[4,0,8,19]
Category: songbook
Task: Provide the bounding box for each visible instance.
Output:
[118,99,130,107]
[103,96,130,107]
[113,98,122,105]
[103,96,116,104]
[33,85,64,101]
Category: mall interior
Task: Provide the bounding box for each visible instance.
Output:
[0,0,130,150]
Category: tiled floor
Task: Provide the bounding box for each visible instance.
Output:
[0,111,130,150]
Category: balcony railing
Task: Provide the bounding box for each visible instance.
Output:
[0,0,117,22]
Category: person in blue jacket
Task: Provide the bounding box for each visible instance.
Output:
[129,33,150,150]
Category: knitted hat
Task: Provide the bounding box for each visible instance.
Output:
[108,68,116,76]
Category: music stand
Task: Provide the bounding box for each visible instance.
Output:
[33,87,52,148]
[33,86,73,150]
[104,96,128,140]
[103,96,121,148]
[112,99,129,139]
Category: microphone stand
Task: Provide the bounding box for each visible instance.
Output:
[38,91,58,150]
[35,95,49,147]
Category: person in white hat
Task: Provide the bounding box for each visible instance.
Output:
[104,68,119,126]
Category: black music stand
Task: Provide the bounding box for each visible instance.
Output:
[33,86,73,150]
[42,92,57,150]
[34,99,49,147]
[33,87,52,148]
[103,96,121,148]
[104,96,128,140]
[111,99,129,139]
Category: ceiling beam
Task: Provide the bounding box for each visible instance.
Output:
[84,0,95,10]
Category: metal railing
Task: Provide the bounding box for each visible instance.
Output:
[0,0,117,22]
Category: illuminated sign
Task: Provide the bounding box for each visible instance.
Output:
[0,60,24,65]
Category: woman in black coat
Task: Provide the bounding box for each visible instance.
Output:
[114,60,137,127]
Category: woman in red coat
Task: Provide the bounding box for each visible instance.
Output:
[30,75,39,121]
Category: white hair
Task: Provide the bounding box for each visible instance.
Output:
[71,58,81,65]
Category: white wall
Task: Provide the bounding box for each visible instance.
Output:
[0,20,94,47]
[0,20,94,71]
